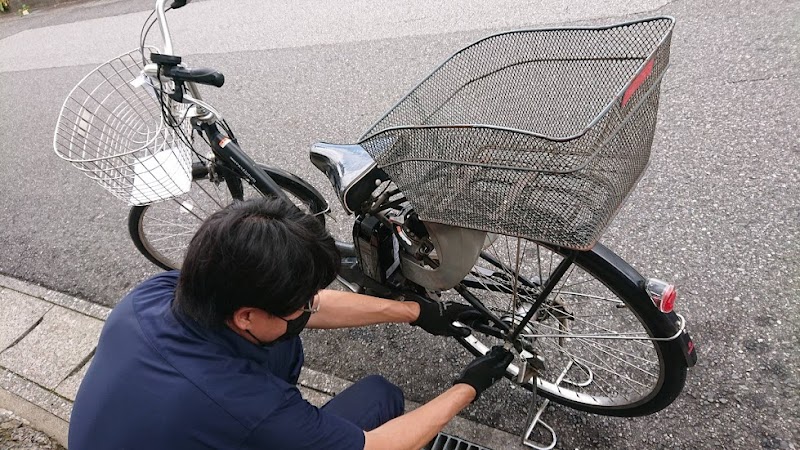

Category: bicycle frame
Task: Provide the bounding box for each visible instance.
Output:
[198,122,292,203]
[147,0,692,354]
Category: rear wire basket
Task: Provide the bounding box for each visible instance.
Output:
[359,17,675,250]
[53,49,194,206]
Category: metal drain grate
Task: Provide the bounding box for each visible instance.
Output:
[423,432,491,450]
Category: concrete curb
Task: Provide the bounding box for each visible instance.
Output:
[0,274,521,449]
[0,387,68,447]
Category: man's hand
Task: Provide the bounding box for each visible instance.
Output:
[453,346,514,401]
[408,296,483,337]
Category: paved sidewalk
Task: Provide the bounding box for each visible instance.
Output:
[0,274,521,449]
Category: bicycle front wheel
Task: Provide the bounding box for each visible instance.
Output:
[450,238,687,417]
[129,165,327,270]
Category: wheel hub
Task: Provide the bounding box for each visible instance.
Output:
[501,302,537,338]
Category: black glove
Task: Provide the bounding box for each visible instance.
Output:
[454,346,514,401]
[408,296,484,337]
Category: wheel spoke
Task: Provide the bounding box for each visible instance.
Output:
[142,216,200,230]
[535,336,652,391]
[148,244,190,252]
[146,231,196,243]
[530,319,658,375]
[537,304,654,349]
[165,196,206,222]
[132,171,324,272]
[192,179,226,209]
[450,237,678,413]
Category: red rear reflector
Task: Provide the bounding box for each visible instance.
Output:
[621,59,654,107]
[659,285,676,313]
[645,278,677,313]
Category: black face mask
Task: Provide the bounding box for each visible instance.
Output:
[247,311,312,347]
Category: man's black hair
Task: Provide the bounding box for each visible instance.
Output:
[174,197,339,328]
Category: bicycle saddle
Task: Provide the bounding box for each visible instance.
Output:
[311,142,487,290]
[310,142,388,214]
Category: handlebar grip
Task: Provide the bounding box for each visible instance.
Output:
[164,66,225,88]
[170,0,190,9]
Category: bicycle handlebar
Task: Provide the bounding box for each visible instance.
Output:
[164,65,225,87]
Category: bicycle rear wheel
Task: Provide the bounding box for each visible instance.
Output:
[129,165,327,270]
[449,237,687,416]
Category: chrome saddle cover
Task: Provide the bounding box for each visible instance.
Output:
[310,142,388,214]
[310,142,486,291]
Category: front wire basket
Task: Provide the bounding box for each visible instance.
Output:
[359,17,676,250]
[53,48,194,206]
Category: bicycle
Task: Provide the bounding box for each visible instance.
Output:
[54,0,697,441]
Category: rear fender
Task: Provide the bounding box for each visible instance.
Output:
[578,243,697,367]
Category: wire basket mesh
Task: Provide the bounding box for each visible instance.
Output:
[360,17,675,250]
[54,48,194,206]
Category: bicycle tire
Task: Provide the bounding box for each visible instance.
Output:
[129,165,327,271]
[450,239,687,417]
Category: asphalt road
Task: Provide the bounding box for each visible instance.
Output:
[0,0,798,448]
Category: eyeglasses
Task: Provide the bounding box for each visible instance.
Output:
[275,296,319,321]
[300,296,319,314]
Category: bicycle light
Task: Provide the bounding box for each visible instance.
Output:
[645,278,676,313]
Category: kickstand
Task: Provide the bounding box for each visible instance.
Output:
[517,352,556,450]
[521,371,557,450]
[521,358,592,450]
[520,299,598,449]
